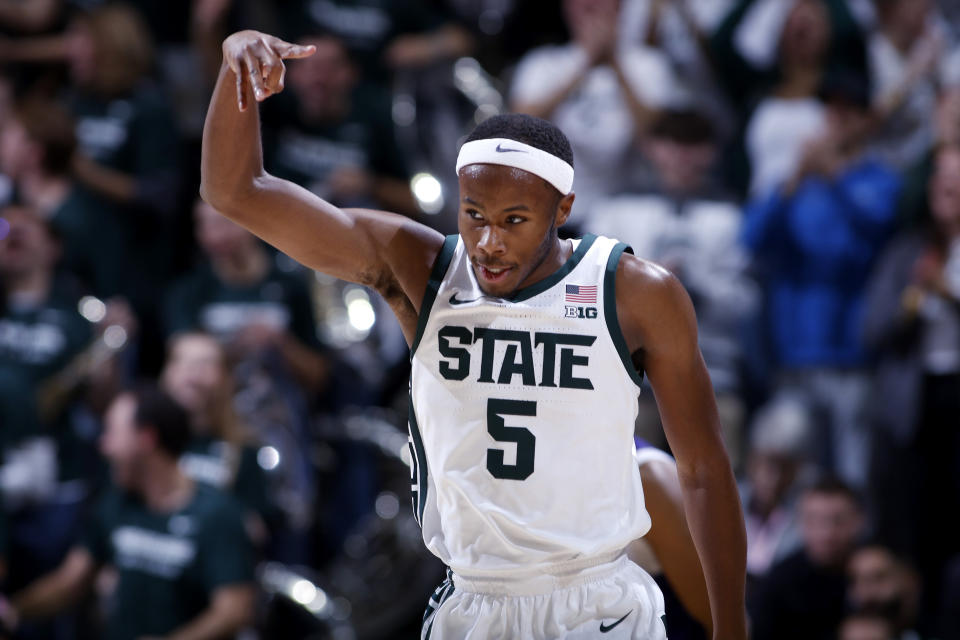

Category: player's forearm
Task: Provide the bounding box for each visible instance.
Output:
[677,460,747,639]
[199,62,264,213]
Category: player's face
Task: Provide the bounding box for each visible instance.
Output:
[100,393,148,490]
[457,164,573,298]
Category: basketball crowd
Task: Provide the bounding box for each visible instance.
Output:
[0,0,957,638]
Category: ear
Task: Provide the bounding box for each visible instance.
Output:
[555,192,575,227]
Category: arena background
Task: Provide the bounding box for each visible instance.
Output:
[0,0,959,638]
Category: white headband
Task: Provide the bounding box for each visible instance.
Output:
[456,138,574,195]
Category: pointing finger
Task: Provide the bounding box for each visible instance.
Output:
[277,43,316,60]
[242,50,268,101]
[235,60,247,111]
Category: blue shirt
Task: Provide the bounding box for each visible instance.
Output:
[741,159,900,368]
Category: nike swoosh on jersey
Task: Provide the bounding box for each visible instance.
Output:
[449,292,483,305]
[495,143,527,153]
[599,610,632,633]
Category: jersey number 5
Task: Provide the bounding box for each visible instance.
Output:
[487,399,536,480]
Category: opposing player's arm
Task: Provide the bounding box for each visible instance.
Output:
[638,457,712,634]
[200,31,443,336]
[616,255,747,640]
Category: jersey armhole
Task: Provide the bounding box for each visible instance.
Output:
[410,234,459,357]
[604,242,646,388]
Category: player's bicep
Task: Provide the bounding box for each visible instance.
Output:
[218,175,443,306]
[618,260,724,472]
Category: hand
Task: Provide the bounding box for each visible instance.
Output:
[221,30,316,111]
[233,322,284,354]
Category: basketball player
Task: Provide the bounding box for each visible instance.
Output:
[201,30,747,639]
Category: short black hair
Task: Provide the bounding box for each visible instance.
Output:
[464,114,574,168]
[131,385,191,459]
[803,475,863,508]
[650,109,716,145]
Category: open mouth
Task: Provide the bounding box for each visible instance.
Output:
[476,264,513,284]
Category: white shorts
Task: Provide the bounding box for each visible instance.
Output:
[421,552,667,639]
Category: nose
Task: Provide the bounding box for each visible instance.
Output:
[477,225,505,258]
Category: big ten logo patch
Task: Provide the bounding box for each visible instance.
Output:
[564,306,598,319]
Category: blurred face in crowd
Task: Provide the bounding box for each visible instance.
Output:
[162,333,230,431]
[838,616,895,640]
[458,164,573,298]
[799,490,863,567]
[65,7,153,96]
[646,137,715,195]
[563,0,619,41]
[747,451,798,514]
[779,0,831,68]
[848,546,918,625]
[195,199,257,261]
[878,0,929,43]
[101,393,151,490]
[0,117,38,180]
[0,207,59,280]
[825,100,873,151]
[935,88,960,145]
[287,36,357,120]
[929,147,960,235]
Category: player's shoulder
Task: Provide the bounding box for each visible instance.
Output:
[613,250,685,304]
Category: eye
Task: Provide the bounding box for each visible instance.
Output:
[506,215,526,224]
[464,209,483,220]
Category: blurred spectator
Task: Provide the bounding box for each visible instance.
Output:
[0,387,256,639]
[867,0,945,170]
[164,200,327,560]
[0,99,126,298]
[0,207,94,614]
[749,478,865,640]
[510,0,678,228]
[742,0,832,196]
[837,612,897,640]
[620,0,736,137]
[161,332,278,549]
[588,109,753,463]
[165,199,328,395]
[895,47,960,228]
[278,0,472,82]
[742,72,900,488]
[62,4,182,347]
[847,543,922,639]
[862,142,960,617]
[739,395,809,582]
[262,34,416,214]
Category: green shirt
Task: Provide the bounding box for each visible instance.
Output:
[262,84,408,208]
[180,436,278,529]
[163,259,322,351]
[0,289,93,482]
[279,0,442,82]
[50,186,128,298]
[83,483,255,640]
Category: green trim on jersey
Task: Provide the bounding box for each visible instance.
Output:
[411,234,459,357]
[604,243,646,388]
[506,234,598,302]
[408,397,429,526]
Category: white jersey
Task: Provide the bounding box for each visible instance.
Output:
[408,233,651,578]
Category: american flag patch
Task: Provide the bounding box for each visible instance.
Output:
[565,284,597,304]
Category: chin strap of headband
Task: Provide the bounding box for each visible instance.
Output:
[456,138,574,195]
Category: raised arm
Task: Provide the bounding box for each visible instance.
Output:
[617,255,747,640]
[200,31,443,339]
